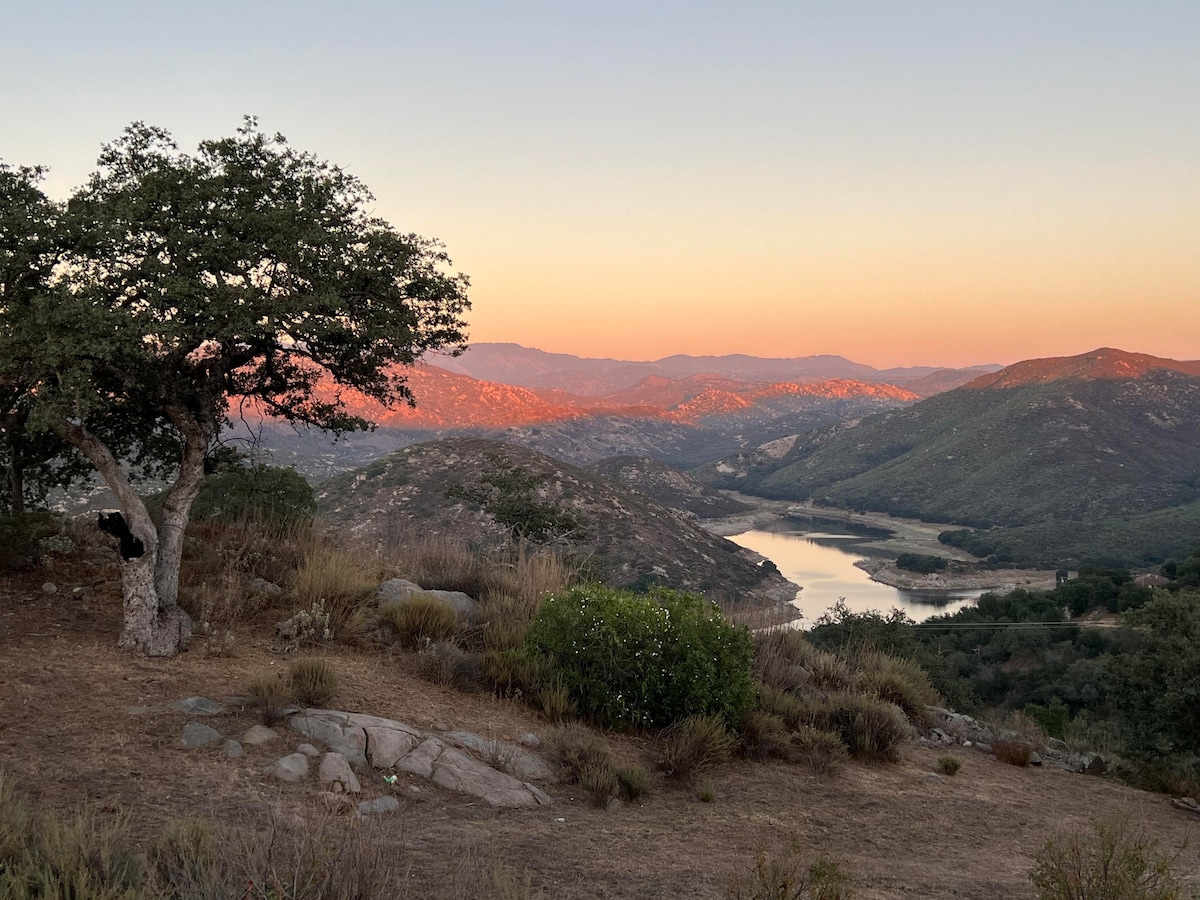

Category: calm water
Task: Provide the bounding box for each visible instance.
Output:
[730,517,982,625]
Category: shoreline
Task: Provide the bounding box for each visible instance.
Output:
[704,492,1059,593]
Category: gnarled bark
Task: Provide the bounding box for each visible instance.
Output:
[55,420,192,657]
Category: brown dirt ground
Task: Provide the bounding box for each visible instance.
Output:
[2,558,1199,899]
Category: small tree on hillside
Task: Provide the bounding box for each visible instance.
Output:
[0,120,470,656]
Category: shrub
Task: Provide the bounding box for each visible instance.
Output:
[1030,816,1184,900]
[416,641,481,691]
[806,652,851,691]
[0,511,63,571]
[248,673,291,725]
[657,715,735,783]
[288,658,337,707]
[791,726,849,775]
[527,585,754,729]
[289,544,380,642]
[387,533,489,596]
[147,818,218,894]
[937,755,962,776]
[547,723,612,782]
[578,763,620,807]
[187,463,317,525]
[754,629,817,693]
[481,648,546,699]
[852,651,940,721]
[538,681,576,722]
[739,710,792,761]
[812,693,910,762]
[757,683,811,731]
[727,838,853,900]
[614,765,651,801]
[379,595,463,649]
[490,863,551,900]
[994,740,1033,767]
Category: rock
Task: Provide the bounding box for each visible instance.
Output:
[395,738,446,779]
[518,733,541,750]
[442,731,556,782]
[377,579,480,623]
[319,752,362,794]
[1172,797,1200,815]
[366,727,420,769]
[290,713,367,769]
[41,582,57,594]
[172,697,225,716]
[430,747,546,809]
[406,785,423,797]
[1030,752,1044,766]
[180,722,222,748]
[1045,737,1069,753]
[358,796,400,816]
[241,725,279,746]
[265,753,310,783]
[222,740,244,759]
[524,782,554,807]
[605,797,622,812]
[247,577,283,597]
[297,743,321,757]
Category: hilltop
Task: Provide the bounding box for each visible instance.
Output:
[315,437,795,608]
[696,348,1200,566]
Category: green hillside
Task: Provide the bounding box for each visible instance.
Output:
[696,350,1200,566]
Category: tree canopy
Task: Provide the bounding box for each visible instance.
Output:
[0,119,471,655]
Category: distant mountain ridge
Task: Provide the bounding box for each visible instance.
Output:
[695,348,1200,566]
[434,342,1001,397]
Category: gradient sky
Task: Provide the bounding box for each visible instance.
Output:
[3,2,1197,368]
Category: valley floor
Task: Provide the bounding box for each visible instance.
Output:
[2,564,1196,899]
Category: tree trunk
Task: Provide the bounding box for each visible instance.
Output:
[55,421,192,657]
[154,432,208,609]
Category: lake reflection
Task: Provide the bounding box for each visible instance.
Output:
[730,518,981,625]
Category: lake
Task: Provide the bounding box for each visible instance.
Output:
[729,516,982,625]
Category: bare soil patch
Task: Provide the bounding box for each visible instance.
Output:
[2,562,1197,898]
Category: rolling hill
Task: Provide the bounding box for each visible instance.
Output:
[696,348,1200,566]
[316,438,796,609]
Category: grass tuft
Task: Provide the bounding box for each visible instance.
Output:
[248,673,291,725]
[657,715,736,783]
[288,657,338,708]
[379,595,463,649]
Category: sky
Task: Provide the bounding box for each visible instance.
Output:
[3,2,1198,368]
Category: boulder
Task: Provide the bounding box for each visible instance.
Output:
[290,712,367,769]
[180,722,222,749]
[222,740,244,759]
[318,752,361,794]
[395,738,446,779]
[377,579,480,623]
[241,725,279,746]
[358,796,400,816]
[297,743,321,758]
[430,748,546,809]
[442,731,556,782]
[265,753,310,783]
[366,727,420,769]
[173,697,225,716]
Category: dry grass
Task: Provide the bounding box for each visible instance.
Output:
[657,715,736,784]
[379,595,463,649]
[994,740,1034,767]
[937,755,963,777]
[287,657,338,708]
[851,651,940,721]
[753,629,817,694]
[247,673,291,725]
[726,838,854,900]
[416,642,481,691]
[1030,816,1185,900]
[288,542,382,643]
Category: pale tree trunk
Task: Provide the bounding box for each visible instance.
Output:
[56,421,192,657]
[154,430,208,608]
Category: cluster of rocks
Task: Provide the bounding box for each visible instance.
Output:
[175,696,555,813]
[921,706,1109,775]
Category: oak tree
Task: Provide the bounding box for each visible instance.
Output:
[0,120,470,655]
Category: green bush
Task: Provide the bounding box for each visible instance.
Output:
[936,755,962,776]
[1030,817,1184,900]
[379,595,463,649]
[526,585,754,729]
[287,658,337,707]
[791,726,849,774]
[738,710,792,761]
[852,651,940,720]
[811,693,910,762]
[188,463,317,525]
[481,648,546,699]
[657,715,736,783]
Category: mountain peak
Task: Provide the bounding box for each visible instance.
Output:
[964,348,1200,389]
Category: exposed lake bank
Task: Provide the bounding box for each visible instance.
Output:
[704,492,1059,594]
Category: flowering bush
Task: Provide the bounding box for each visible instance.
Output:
[526,585,754,729]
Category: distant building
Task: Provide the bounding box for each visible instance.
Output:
[1134,573,1170,588]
